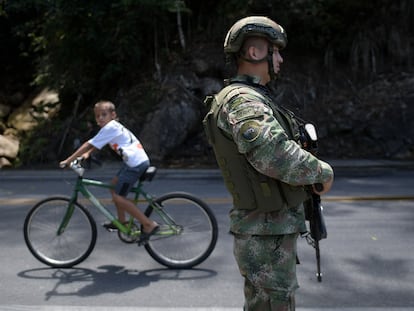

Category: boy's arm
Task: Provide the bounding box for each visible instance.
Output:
[59,141,95,167]
[82,146,97,160]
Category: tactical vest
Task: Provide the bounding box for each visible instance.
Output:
[203,83,309,213]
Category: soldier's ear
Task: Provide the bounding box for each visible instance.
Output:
[247,46,257,60]
[248,45,267,61]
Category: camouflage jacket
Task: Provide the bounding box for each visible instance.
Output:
[206,75,333,235]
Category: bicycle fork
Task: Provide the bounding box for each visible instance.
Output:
[57,197,78,236]
[57,178,87,236]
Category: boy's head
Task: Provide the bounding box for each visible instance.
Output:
[94,100,117,128]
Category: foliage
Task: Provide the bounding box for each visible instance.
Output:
[274,0,413,75]
[3,0,413,103]
[1,0,414,165]
[18,118,63,165]
[2,2,172,122]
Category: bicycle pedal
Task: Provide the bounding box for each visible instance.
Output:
[102,223,118,232]
[137,239,148,247]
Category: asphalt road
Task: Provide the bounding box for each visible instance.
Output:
[0,160,413,311]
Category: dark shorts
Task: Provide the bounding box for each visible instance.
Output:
[114,160,150,196]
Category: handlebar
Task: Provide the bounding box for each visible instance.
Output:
[60,157,85,177]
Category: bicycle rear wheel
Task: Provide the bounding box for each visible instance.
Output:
[23,197,97,268]
[144,192,218,269]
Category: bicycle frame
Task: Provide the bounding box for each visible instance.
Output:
[24,160,218,269]
[58,174,179,238]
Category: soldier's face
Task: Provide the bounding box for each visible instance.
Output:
[272,45,283,75]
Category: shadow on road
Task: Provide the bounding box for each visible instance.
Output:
[17,265,217,300]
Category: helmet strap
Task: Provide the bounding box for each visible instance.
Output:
[235,43,277,80]
[238,53,267,64]
[267,45,276,80]
[238,43,270,64]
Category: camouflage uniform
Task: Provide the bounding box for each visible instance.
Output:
[203,16,334,311]
[213,75,332,236]
[204,75,333,311]
[234,233,298,311]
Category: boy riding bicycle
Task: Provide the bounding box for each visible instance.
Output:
[59,100,159,243]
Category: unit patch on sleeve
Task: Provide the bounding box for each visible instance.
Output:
[240,120,261,142]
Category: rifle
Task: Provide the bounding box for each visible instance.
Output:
[299,123,328,282]
[303,187,327,282]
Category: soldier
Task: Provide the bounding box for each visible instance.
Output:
[203,16,334,310]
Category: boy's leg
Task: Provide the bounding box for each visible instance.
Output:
[111,161,157,233]
[111,192,157,232]
[110,176,126,222]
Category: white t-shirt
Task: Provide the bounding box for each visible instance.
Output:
[88,120,149,167]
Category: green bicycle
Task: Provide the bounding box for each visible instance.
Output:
[23,158,218,269]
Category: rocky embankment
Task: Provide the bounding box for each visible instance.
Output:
[0,89,60,167]
[1,59,413,168]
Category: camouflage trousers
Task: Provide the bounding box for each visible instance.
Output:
[233,232,299,311]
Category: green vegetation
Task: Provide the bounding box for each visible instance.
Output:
[3,0,412,98]
[1,0,413,165]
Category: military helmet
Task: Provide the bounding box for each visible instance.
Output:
[224,16,287,54]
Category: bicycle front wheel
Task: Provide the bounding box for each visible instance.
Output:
[144,192,218,269]
[23,197,97,268]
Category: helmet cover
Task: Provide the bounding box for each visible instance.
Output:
[224,16,287,54]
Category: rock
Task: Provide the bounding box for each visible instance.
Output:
[0,157,12,168]
[199,77,223,97]
[7,88,60,131]
[140,94,201,161]
[0,134,19,159]
[139,71,203,161]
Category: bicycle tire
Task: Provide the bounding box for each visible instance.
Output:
[144,192,218,269]
[23,196,97,268]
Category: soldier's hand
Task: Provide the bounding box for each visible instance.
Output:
[313,177,333,195]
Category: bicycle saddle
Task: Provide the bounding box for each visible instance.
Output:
[140,166,157,182]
